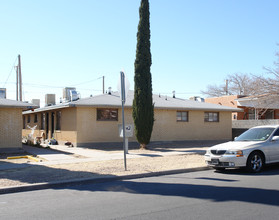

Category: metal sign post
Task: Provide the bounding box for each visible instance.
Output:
[118,71,130,171]
[120,71,127,171]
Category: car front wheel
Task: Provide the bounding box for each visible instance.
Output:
[246,152,264,173]
[213,167,226,171]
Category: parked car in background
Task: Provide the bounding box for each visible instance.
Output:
[204,125,279,172]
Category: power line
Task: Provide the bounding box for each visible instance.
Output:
[154,91,201,95]
[23,83,65,89]
[2,56,17,88]
[70,76,103,86]
[12,76,104,89]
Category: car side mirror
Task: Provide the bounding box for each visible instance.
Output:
[272,136,279,141]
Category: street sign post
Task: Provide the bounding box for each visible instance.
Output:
[118,71,130,171]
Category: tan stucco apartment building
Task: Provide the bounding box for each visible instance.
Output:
[0,98,36,152]
[22,91,242,147]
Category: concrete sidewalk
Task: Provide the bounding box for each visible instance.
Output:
[1,143,209,170]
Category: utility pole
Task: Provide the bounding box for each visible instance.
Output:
[103,76,105,94]
[16,66,19,101]
[18,55,22,101]
[225,79,228,95]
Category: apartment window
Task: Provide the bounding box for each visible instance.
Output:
[97,108,118,121]
[41,113,45,130]
[27,115,31,123]
[176,111,188,122]
[56,111,61,130]
[204,112,219,122]
[34,114,38,123]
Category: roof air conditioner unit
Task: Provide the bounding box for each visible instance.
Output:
[63,87,77,101]
[31,99,40,108]
[45,94,56,106]
[70,90,79,101]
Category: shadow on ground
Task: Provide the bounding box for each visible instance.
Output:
[62,166,279,207]
[0,160,116,189]
[213,163,279,176]
[79,140,224,151]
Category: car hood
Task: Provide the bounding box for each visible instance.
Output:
[209,141,262,151]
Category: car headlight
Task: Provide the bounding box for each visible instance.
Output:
[225,150,243,157]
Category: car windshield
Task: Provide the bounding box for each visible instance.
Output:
[235,127,275,141]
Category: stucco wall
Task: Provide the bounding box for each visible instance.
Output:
[76,107,133,144]
[205,95,239,107]
[232,119,279,129]
[54,108,77,144]
[205,95,239,120]
[22,106,233,147]
[152,109,232,141]
[76,107,232,146]
[0,108,22,148]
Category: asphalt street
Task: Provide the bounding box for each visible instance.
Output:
[1,167,279,220]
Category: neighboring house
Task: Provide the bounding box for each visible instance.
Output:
[236,95,279,120]
[205,95,279,120]
[205,95,244,120]
[0,98,36,151]
[22,91,242,147]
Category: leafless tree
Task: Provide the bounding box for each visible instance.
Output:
[202,48,279,119]
[201,73,256,97]
[242,50,279,119]
[200,84,227,97]
[253,51,279,96]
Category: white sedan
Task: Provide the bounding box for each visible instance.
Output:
[204,125,279,172]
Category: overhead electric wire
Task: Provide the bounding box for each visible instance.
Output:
[19,76,104,89]
[154,91,201,95]
[2,56,17,88]
[70,76,103,86]
[23,83,65,89]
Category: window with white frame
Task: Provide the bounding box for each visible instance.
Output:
[176,111,188,122]
[204,112,219,122]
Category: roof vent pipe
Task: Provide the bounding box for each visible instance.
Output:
[108,87,112,95]
[172,90,175,98]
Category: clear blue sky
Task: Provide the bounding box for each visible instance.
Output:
[1,0,279,106]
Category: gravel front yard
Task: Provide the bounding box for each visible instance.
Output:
[0,153,206,188]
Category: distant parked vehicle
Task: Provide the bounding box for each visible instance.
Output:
[204,125,279,172]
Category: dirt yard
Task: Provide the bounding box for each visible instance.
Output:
[0,153,206,188]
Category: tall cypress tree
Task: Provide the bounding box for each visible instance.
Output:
[132,0,154,149]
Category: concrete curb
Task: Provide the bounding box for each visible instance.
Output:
[0,166,210,195]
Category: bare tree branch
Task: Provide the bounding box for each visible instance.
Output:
[201,73,255,97]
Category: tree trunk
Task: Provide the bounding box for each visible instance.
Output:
[140,143,146,150]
